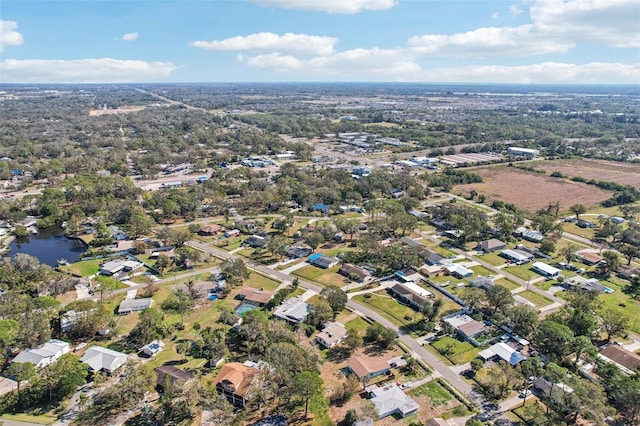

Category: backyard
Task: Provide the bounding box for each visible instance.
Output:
[431,336,481,365]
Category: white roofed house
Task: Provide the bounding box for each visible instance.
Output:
[12,339,70,369]
[369,384,419,419]
[316,322,348,349]
[531,262,561,279]
[118,297,153,314]
[273,296,311,324]
[80,346,128,375]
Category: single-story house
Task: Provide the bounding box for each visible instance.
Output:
[339,205,365,213]
[346,356,392,384]
[599,345,640,375]
[236,288,274,307]
[118,297,154,314]
[100,259,143,276]
[476,239,507,253]
[423,249,445,266]
[80,346,128,375]
[408,209,429,220]
[580,252,604,265]
[514,228,545,243]
[199,224,224,236]
[370,384,419,419]
[531,262,561,279]
[60,309,92,333]
[426,419,449,426]
[577,220,596,229]
[235,219,258,230]
[389,282,433,310]
[500,249,534,264]
[308,253,340,269]
[470,276,494,291]
[0,377,18,397]
[108,225,128,240]
[155,365,194,389]
[339,263,373,283]
[443,314,488,343]
[444,264,473,279]
[316,322,348,349]
[400,237,424,248]
[444,229,464,240]
[618,265,639,280]
[225,229,241,238]
[273,297,311,324]
[243,235,267,248]
[108,240,135,253]
[285,246,313,259]
[214,362,261,407]
[533,378,574,396]
[12,339,70,369]
[430,218,452,230]
[478,342,527,365]
[566,276,605,294]
[140,340,165,357]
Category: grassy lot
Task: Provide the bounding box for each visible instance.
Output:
[503,263,537,280]
[471,265,494,277]
[596,276,640,334]
[562,222,596,240]
[410,380,454,407]
[1,412,57,425]
[517,290,554,307]
[343,316,370,335]
[431,336,481,365]
[245,273,281,291]
[292,265,347,287]
[352,292,418,328]
[92,275,129,292]
[61,258,103,276]
[479,251,509,266]
[495,278,520,291]
[214,235,249,251]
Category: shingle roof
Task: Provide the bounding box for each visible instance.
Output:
[347,356,391,379]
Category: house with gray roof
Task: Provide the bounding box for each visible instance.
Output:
[273,296,311,324]
[118,297,153,314]
[369,384,419,419]
[80,346,128,375]
[12,339,70,369]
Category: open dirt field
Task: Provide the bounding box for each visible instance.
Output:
[532,159,640,187]
[457,167,613,214]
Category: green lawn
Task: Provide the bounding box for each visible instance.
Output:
[495,278,520,291]
[343,316,370,335]
[431,336,481,365]
[245,273,281,291]
[517,290,554,307]
[292,265,347,287]
[1,412,57,425]
[562,222,596,241]
[410,380,454,407]
[61,258,103,276]
[503,263,537,280]
[479,251,509,266]
[215,235,249,251]
[352,292,418,328]
[93,274,129,290]
[471,265,494,277]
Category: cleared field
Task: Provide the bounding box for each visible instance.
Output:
[457,168,613,213]
[533,158,640,187]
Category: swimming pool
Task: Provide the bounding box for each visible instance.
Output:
[208,294,218,301]
[236,303,256,315]
[604,287,615,293]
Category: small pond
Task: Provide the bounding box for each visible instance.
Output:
[8,225,88,267]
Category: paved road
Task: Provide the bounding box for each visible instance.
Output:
[186,240,485,407]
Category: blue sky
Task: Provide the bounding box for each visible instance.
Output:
[1,0,639,83]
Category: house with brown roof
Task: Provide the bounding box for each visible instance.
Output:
[599,345,640,375]
[213,362,261,407]
[580,252,604,265]
[443,313,488,345]
[476,238,507,253]
[389,282,433,310]
[199,224,224,236]
[339,263,373,283]
[236,288,274,307]
[347,356,392,385]
[155,365,194,389]
[618,265,639,280]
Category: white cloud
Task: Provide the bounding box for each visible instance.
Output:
[0,58,178,83]
[406,0,639,58]
[250,0,396,14]
[509,4,524,15]
[0,20,24,52]
[531,0,640,47]
[120,32,139,41]
[421,62,640,84]
[408,25,573,57]
[491,12,500,19]
[238,47,421,77]
[190,32,337,56]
